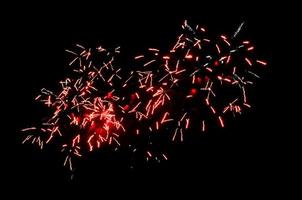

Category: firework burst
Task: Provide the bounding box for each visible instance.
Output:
[22,20,268,173]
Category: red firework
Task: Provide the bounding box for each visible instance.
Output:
[22,20,268,172]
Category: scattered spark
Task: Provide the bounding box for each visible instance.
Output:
[256,60,267,66]
[233,21,245,38]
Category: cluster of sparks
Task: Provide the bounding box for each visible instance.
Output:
[22,20,267,172]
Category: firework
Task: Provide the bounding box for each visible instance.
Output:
[22,20,268,172]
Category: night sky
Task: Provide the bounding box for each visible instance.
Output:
[4,1,276,196]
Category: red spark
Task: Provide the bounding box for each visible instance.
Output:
[256,60,267,66]
[218,116,225,128]
[245,57,253,66]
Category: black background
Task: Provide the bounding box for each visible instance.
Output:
[3,1,277,197]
